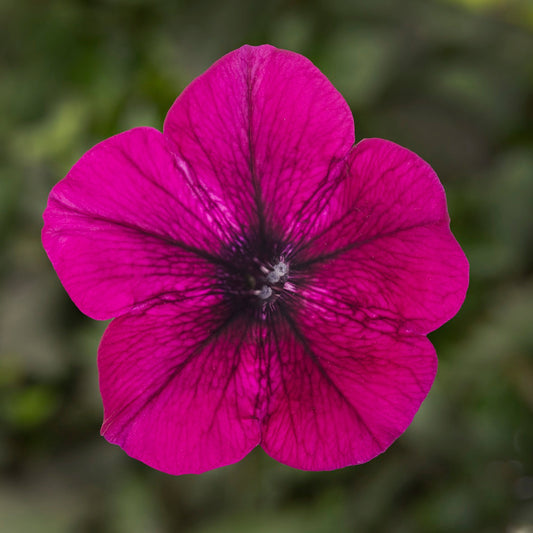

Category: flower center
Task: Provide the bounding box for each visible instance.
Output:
[216,234,297,319]
[255,259,289,303]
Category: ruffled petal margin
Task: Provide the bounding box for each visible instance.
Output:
[260,305,437,470]
[98,293,437,473]
[42,127,227,320]
[296,138,469,334]
[98,299,261,475]
[163,44,355,243]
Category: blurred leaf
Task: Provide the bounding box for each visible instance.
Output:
[2,385,58,429]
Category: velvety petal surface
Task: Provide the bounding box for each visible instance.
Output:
[163,44,355,242]
[99,298,261,475]
[297,138,469,334]
[260,302,437,470]
[42,127,227,320]
[41,41,469,476]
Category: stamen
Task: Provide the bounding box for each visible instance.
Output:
[250,258,291,303]
[258,285,273,300]
[266,270,280,283]
[273,261,288,276]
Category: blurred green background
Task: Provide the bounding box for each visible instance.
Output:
[1,0,533,531]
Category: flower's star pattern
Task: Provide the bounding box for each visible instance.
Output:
[42,45,469,474]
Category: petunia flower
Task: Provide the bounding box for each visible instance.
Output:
[42,44,468,474]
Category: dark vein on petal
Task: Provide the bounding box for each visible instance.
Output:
[50,196,232,268]
[102,309,241,436]
[171,120,243,244]
[246,52,267,242]
[290,155,348,231]
[207,315,253,434]
[255,318,272,426]
[118,144,237,245]
[296,219,443,268]
[267,311,299,445]
[278,306,383,449]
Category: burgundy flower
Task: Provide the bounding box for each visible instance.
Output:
[42,45,468,474]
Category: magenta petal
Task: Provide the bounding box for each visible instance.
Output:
[42,127,225,320]
[261,310,437,470]
[163,44,355,240]
[300,138,469,334]
[99,300,261,475]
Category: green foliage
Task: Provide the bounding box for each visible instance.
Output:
[1,0,532,531]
